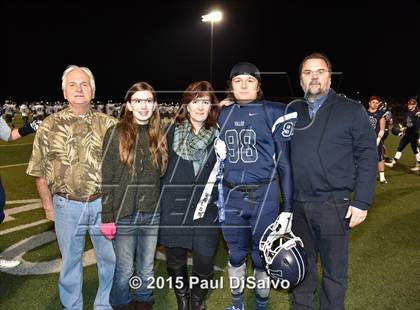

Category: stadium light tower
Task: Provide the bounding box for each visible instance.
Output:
[201,10,222,84]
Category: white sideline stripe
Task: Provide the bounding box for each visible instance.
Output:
[0,231,97,275]
[0,163,28,169]
[0,143,33,147]
[0,219,50,236]
[5,202,41,214]
[2,202,42,222]
[6,198,41,205]
[0,230,224,275]
[2,215,16,222]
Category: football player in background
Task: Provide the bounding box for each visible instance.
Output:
[378,101,393,162]
[33,101,45,121]
[366,96,387,183]
[3,100,16,127]
[385,98,420,171]
[19,102,30,126]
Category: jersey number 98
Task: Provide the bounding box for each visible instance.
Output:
[225,129,258,163]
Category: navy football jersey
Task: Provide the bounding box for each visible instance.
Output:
[406,108,420,129]
[415,111,420,130]
[217,100,296,185]
[367,109,385,134]
[383,110,393,130]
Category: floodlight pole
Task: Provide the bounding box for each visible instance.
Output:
[202,11,222,85]
[210,20,214,84]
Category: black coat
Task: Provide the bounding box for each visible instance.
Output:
[290,90,378,210]
[159,125,220,255]
[101,124,161,223]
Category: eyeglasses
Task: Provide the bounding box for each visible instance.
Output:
[302,69,330,77]
[131,98,154,105]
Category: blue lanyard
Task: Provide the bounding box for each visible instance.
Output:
[216,160,225,223]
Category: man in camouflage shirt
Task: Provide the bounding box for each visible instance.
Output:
[27,65,117,310]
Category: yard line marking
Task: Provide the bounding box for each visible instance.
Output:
[3,202,42,222]
[4,202,41,214]
[0,231,224,275]
[0,219,50,236]
[0,142,33,147]
[6,198,41,204]
[0,231,97,275]
[0,163,28,168]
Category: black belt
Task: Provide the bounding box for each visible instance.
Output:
[56,192,102,202]
[222,178,277,209]
[222,178,276,192]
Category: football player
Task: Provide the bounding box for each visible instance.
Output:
[385,98,420,171]
[33,101,45,121]
[53,101,64,113]
[378,102,393,162]
[95,100,105,113]
[19,102,30,126]
[216,62,296,310]
[366,96,387,183]
[45,101,54,116]
[3,100,16,127]
[105,100,115,116]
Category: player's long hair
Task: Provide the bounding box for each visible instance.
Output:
[119,82,168,175]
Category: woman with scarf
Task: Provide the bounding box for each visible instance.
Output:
[159,81,221,310]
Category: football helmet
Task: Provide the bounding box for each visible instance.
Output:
[259,222,308,289]
[391,124,406,136]
[378,101,388,112]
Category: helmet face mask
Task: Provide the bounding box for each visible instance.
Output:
[259,223,308,288]
[391,124,406,136]
[378,101,388,112]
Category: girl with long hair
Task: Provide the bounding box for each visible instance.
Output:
[101,82,168,310]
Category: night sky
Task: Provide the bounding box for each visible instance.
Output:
[4,0,419,102]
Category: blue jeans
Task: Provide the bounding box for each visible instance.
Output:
[53,195,116,310]
[110,212,160,307]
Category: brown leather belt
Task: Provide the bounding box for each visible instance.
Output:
[56,192,102,202]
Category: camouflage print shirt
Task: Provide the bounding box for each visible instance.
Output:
[27,107,118,197]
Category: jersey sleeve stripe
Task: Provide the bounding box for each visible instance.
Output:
[272,112,298,133]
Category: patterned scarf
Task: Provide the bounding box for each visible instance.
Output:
[173,119,216,161]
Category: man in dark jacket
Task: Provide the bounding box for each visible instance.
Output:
[289,53,378,310]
